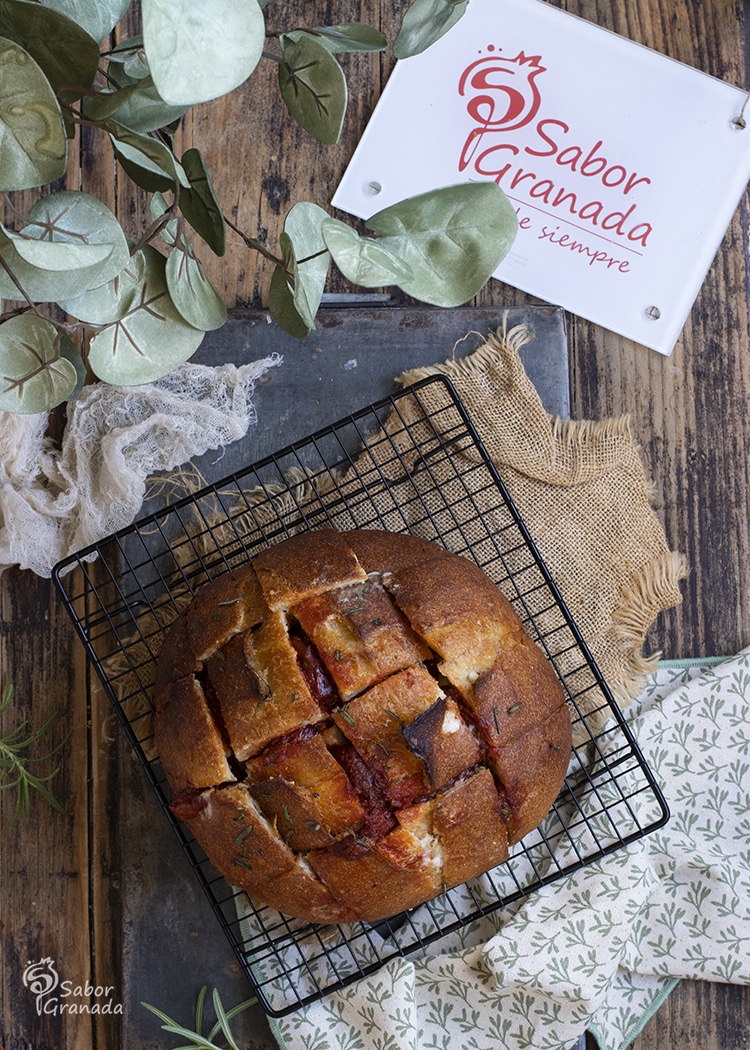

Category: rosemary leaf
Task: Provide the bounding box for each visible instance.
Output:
[195,985,207,1039]
[211,988,241,1050]
[0,675,68,824]
[336,705,356,726]
[142,986,259,1050]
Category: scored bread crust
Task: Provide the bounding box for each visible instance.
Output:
[153,528,571,925]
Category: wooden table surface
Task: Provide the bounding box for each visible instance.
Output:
[2,2,750,1048]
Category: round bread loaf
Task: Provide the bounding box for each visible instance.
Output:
[153,528,571,924]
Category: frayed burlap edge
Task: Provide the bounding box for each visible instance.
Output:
[396,323,689,704]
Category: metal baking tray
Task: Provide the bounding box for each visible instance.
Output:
[53,374,668,1017]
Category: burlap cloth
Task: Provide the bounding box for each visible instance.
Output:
[391,323,688,702]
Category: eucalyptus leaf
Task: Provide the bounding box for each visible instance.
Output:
[366,182,517,306]
[0,190,130,302]
[394,0,468,59]
[57,251,149,323]
[123,48,151,80]
[87,246,204,385]
[281,202,330,329]
[142,0,265,106]
[107,121,190,187]
[38,0,130,43]
[81,82,142,123]
[0,315,78,413]
[111,141,173,194]
[322,218,414,287]
[0,37,67,191]
[178,149,226,256]
[3,224,113,271]
[0,0,100,95]
[268,263,312,339]
[280,24,387,55]
[278,36,347,145]
[95,76,189,134]
[165,244,227,331]
[107,37,150,81]
[110,35,144,60]
[57,331,87,400]
[148,191,177,245]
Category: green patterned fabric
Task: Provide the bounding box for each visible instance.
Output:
[269,653,750,1050]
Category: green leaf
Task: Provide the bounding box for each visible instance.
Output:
[322,218,414,287]
[142,0,265,106]
[0,676,68,822]
[0,0,100,95]
[365,182,517,307]
[37,0,130,43]
[179,149,226,256]
[280,24,387,55]
[57,251,149,323]
[94,76,189,134]
[394,0,468,59]
[148,190,176,240]
[85,74,188,134]
[81,82,142,122]
[108,36,150,81]
[57,331,87,399]
[0,315,78,413]
[268,263,312,339]
[210,990,241,1050]
[281,202,330,328]
[111,141,173,194]
[278,36,347,145]
[3,225,113,271]
[140,1000,223,1050]
[194,986,207,1039]
[107,121,191,187]
[87,246,204,385]
[165,244,227,331]
[0,37,67,191]
[0,190,130,302]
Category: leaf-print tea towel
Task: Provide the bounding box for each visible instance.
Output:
[269,652,750,1050]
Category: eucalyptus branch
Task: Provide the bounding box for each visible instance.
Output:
[223,215,283,265]
[56,100,105,131]
[0,304,34,324]
[0,257,47,317]
[297,247,332,266]
[0,0,497,412]
[2,192,32,225]
[130,208,180,257]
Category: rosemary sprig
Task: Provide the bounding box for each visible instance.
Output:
[142,986,259,1050]
[0,675,68,825]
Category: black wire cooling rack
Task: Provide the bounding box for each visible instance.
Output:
[53,374,668,1018]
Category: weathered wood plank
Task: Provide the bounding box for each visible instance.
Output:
[562,1,750,1048]
[0,572,92,1050]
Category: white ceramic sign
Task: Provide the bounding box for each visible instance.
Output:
[332,0,750,354]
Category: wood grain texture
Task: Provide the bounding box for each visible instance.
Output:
[563,1,750,1048]
[1,0,749,1047]
[0,573,92,1050]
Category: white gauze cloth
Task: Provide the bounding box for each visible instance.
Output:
[0,356,281,577]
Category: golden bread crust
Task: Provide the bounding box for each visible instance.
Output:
[154,528,571,924]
